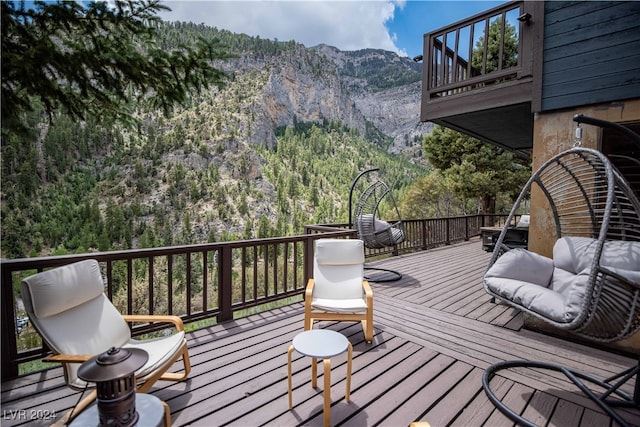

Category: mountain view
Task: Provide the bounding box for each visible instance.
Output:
[1,22,433,259]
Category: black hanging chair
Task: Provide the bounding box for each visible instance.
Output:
[349,169,405,282]
[354,180,405,249]
[482,115,640,427]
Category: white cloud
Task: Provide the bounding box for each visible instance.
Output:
[160,1,404,55]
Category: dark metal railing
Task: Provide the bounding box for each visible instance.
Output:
[1,214,508,380]
[424,1,530,99]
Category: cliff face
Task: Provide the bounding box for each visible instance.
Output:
[217,41,430,158]
[311,44,433,154]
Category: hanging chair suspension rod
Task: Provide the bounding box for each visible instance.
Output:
[573,114,640,149]
[348,168,379,228]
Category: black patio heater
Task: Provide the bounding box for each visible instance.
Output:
[77,347,148,427]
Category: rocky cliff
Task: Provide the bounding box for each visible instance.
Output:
[215,40,431,159]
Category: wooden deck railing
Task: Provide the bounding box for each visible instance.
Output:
[1,214,510,379]
[424,1,531,100]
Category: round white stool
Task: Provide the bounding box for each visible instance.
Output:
[287,329,353,427]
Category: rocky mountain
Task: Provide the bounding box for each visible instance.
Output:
[211,36,431,159]
[310,44,432,155]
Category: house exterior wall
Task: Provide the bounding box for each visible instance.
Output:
[540,1,640,112]
[529,99,640,256]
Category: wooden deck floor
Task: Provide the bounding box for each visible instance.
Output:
[2,240,639,426]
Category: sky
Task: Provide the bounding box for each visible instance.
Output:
[160,0,505,59]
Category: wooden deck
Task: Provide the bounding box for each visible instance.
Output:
[2,240,639,426]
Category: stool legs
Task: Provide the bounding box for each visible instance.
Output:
[323,359,331,427]
[288,344,353,427]
[288,345,294,409]
[346,342,352,402]
[312,357,318,388]
[161,401,171,427]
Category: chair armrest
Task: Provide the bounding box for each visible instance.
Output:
[305,279,315,306]
[121,314,185,332]
[44,354,93,364]
[305,279,315,299]
[362,280,373,300]
[362,280,373,309]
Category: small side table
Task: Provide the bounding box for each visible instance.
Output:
[287,329,353,427]
[68,393,169,427]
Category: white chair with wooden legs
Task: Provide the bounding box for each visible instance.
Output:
[20,259,191,425]
[304,238,373,342]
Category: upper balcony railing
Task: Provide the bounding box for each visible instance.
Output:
[423,1,532,101]
[1,214,512,380]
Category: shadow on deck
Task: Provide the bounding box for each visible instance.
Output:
[2,240,638,426]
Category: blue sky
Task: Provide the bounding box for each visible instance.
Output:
[160,1,504,58]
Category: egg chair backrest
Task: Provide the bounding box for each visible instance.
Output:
[354,180,405,249]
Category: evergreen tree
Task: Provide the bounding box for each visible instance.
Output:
[472,16,519,74]
[1,0,234,139]
[422,126,530,222]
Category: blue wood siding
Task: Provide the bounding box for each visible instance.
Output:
[541,1,640,111]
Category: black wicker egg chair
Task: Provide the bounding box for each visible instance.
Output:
[482,116,640,427]
[349,168,405,283]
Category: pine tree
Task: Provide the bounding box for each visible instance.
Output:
[422,126,530,221]
[1,0,234,139]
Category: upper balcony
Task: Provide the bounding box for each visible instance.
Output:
[420,1,542,154]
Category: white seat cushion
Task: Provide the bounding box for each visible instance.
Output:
[125,331,186,383]
[311,297,368,313]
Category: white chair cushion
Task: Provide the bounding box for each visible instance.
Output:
[315,239,364,265]
[313,264,365,300]
[487,276,576,322]
[516,214,530,228]
[311,297,368,313]
[125,331,186,384]
[553,237,595,274]
[553,236,640,273]
[68,331,187,389]
[358,215,390,232]
[46,294,132,389]
[21,259,104,319]
[374,217,391,232]
[484,246,584,323]
[598,239,640,271]
[313,239,365,301]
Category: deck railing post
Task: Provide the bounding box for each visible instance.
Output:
[465,216,470,241]
[1,268,19,379]
[421,220,428,250]
[219,245,233,322]
[303,235,314,285]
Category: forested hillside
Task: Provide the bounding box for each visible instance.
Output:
[1,22,429,259]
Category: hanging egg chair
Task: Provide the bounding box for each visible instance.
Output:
[349,168,405,282]
[482,115,640,427]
